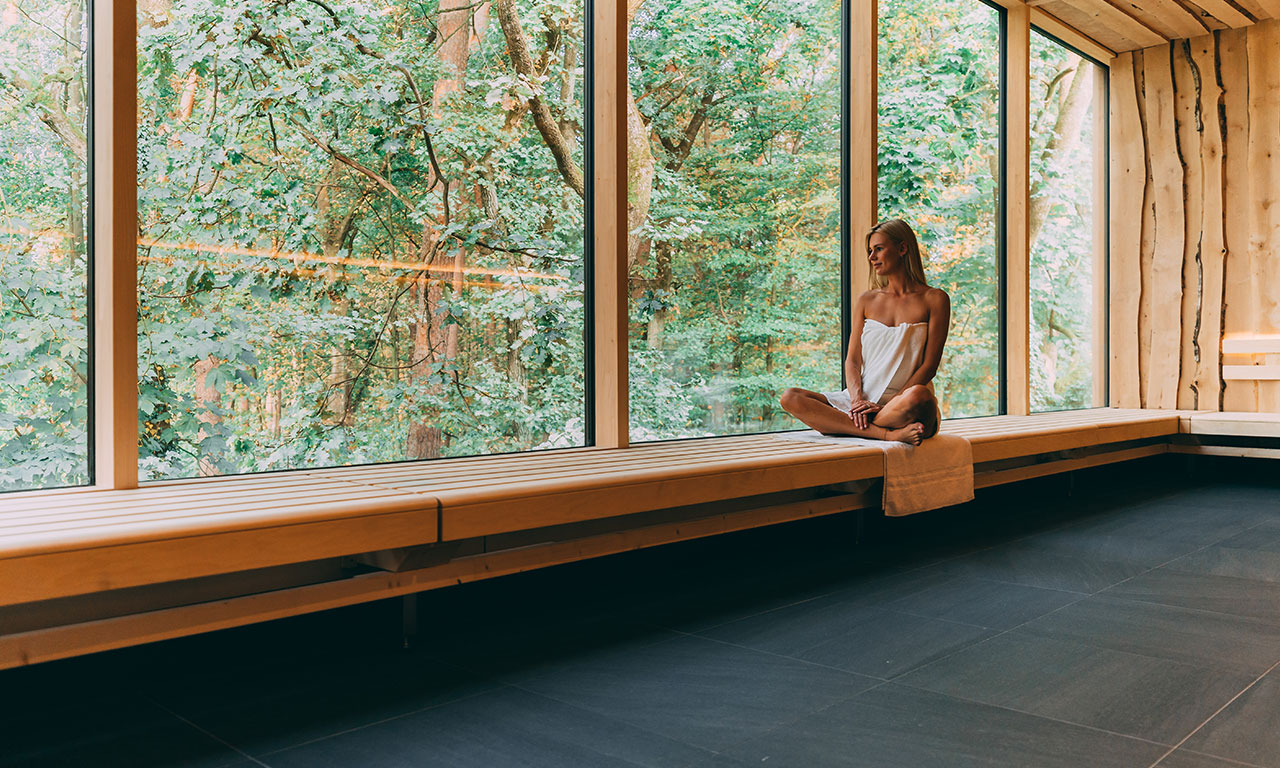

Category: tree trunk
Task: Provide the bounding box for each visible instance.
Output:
[194,356,223,476]
[1029,61,1091,251]
[406,0,475,459]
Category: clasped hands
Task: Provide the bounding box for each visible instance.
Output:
[847,396,880,430]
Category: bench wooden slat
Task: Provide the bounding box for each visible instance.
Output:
[0,482,408,525]
[1223,364,1280,380]
[1184,411,1280,437]
[324,444,871,494]
[440,454,883,540]
[0,504,439,607]
[0,408,1199,611]
[1221,335,1280,354]
[0,488,426,535]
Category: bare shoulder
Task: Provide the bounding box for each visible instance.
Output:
[854,289,880,311]
[924,287,951,309]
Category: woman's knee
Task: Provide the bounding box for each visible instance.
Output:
[780,387,805,412]
[900,385,933,408]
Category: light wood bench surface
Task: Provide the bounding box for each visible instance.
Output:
[0,408,1185,611]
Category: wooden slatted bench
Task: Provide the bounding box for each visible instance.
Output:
[1173,410,1280,460]
[0,408,1189,668]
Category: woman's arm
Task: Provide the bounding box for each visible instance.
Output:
[845,291,872,400]
[901,288,951,389]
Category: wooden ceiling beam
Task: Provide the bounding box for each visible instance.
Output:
[1067,0,1170,48]
[1186,0,1257,27]
[1030,7,1118,61]
[1252,0,1280,19]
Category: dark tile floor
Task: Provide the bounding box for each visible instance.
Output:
[5,456,1280,767]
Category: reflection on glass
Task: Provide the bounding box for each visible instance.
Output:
[1030,30,1099,411]
[0,0,90,491]
[878,0,1000,418]
[137,0,585,480]
[627,0,843,440]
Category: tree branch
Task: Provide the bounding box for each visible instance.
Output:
[494,0,585,197]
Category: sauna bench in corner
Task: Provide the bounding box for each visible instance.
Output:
[0,407,1272,668]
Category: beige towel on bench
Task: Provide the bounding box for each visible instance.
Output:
[776,431,974,516]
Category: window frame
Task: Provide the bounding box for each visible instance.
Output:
[63,0,1113,492]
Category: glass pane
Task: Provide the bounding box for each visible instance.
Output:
[1030,31,1099,411]
[627,0,843,440]
[137,0,586,480]
[0,0,90,491]
[878,0,1001,418]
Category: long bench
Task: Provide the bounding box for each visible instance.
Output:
[0,407,1269,669]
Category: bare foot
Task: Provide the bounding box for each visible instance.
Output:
[884,422,925,445]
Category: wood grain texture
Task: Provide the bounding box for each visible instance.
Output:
[1110,52,1146,408]
[850,0,876,294]
[1173,40,1203,409]
[1190,35,1227,410]
[591,0,628,447]
[1143,48,1186,409]
[1008,5,1032,415]
[1121,0,1213,39]
[1030,7,1117,62]
[1060,0,1170,48]
[1245,20,1280,410]
[1252,0,1280,19]
[1111,23,1280,413]
[1186,0,1255,28]
[93,0,138,489]
[1039,0,1266,50]
[1218,26,1257,411]
[1038,0,1153,52]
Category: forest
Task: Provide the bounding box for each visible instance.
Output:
[0,0,1099,490]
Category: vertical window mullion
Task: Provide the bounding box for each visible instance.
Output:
[93,0,139,489]
[1005,2,1031,416]
[591,0,630,448]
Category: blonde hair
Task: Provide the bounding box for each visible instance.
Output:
[866,219,929,290]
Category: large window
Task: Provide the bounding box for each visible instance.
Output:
[626,0,843,440]
[0,0,1112,492]
[1029,30,1103,411]
[878,0,1001,418]
[0,0,91,491]
[135,0,586,479]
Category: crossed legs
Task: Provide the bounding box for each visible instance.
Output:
[779,385,938,445]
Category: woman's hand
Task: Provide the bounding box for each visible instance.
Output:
[848,399,881,430]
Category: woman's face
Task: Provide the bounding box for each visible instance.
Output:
[867,232,906,277]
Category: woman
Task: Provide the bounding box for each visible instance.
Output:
[780,219,949,445]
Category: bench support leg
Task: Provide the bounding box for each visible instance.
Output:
[402,593,419,650]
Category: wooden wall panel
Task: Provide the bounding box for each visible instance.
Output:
[1111,21,1280,413]
[1219,27,1256,411]
[1246,21,1280,412]
[1174,41,1202,410]
[1110,52,1146,408]
[1142,49,1185,409]
[1189,36,1227,412]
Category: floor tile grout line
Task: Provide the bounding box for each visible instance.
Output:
[1093,589,1280,629]
[1095,530,1274,598]
[876,591,1092,685]
[1169,747,1271,768]
[502,672,851,762]
[142,695,272,768]
[242,687,496,759]
[1146,657,1280,768]
[660,626,896,684]
[882,677,1179,751]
